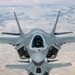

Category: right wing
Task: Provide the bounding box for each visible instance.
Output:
[0,36,18,45]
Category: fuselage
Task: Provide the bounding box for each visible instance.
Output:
[16,29,59,59]
[15,29,60,75]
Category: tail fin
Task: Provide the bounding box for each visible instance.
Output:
[14,12,23,35]
[2,12,23,36]
[51,11,60,35]
[51,11,73,35]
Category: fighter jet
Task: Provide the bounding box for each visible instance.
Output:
[0,11,74,75]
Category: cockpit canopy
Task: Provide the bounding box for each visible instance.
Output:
[32,35,44,48]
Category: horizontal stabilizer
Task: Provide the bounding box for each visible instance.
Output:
[5,64,30,70]
[55,32,73,35]
[2,32,20,36]
[18,61,29,63]
[49,63,72,69]
[48,59,58,62]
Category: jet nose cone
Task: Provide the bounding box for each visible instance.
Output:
[31,52,45,66]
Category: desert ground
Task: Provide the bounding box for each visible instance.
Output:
[0,4,75,75]
[0,41,75,75]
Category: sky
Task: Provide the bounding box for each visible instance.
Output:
[0,0,75,5]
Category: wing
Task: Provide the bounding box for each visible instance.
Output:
[57,36,75,45]
[0,36,18,45]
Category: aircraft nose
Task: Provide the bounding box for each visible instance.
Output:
[31,52,45,66]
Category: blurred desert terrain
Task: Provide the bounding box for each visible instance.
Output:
[0,4,75,75]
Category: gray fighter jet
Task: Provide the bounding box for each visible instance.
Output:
[0,11,74,75]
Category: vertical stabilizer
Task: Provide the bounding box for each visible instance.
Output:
[14,12,23,35]
[51,11,60,35]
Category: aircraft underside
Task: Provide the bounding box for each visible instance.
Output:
[28,66,49,75]
[17,45,59,59]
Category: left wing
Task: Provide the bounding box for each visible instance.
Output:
[57,36,75,45]
[0,36,18,45]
